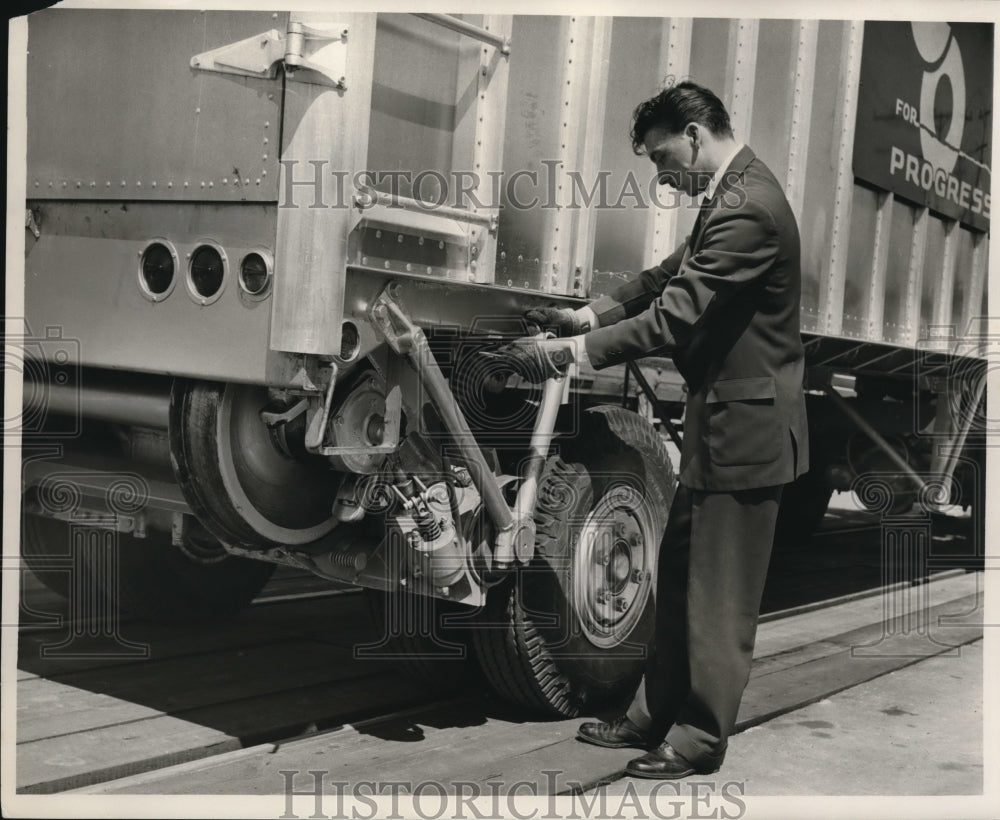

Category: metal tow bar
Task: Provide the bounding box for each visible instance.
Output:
[370,287,565,569]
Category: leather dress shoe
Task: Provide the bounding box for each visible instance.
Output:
[625,742,719,779]
[576,715,654,749]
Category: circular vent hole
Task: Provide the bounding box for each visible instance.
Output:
[190,245,225,298]
[140,242,175,296]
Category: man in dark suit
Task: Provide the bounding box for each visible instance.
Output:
[498,81,808,778]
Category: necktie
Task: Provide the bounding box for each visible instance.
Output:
[690,194,713,246]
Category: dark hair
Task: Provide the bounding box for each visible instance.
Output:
[630,81,733,153]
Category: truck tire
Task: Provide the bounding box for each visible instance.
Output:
[773,469,833,545]
[169,380,342,550]
[20,515,274,623]
[473,406,675,716]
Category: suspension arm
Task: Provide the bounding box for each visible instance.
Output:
[369,286,540,567]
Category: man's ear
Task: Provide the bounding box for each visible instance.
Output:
[685,122,700,146]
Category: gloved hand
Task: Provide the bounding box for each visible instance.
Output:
[481,337,581,382]
[524,306,586,337]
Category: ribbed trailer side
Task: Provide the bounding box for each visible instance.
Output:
[26,12,988,372]
[573,19,989,352]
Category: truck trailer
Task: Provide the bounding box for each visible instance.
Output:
[16,10,990,716]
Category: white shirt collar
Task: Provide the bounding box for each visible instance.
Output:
[702,142,744,202]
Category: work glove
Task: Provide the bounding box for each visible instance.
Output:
[480,337,582,383]
[524,306,587,337]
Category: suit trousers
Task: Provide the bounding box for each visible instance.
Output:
[626,481,783,768]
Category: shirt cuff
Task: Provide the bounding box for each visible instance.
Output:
[575,305,599,333]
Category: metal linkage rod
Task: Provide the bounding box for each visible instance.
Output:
[934,372,987,487]
[412,13,511,55]
[512,375,564,529]
[822,383,931,496]
[626,361,683,449]
[370,290,515,538]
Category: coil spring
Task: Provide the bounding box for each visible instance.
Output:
[413,505,442,541]
[329,549,364,570]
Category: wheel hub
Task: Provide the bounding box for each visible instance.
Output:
[607,542,632,593]
[574,488,654,649]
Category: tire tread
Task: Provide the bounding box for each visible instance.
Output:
[473,406,676,716]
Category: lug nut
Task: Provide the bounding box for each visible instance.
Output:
[615,597,628,612]
[631,568,645,583]
[596,590,609,604]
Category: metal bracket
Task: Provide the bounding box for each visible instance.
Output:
[190,29,287,80]
[25,208,40,239]
[301,361,403,458]
[304,363,339,452]
[283,21,349,89]
[370,289,419,356]
[260,398,309,428]
[317,383,402,458]
[190,21,348,89]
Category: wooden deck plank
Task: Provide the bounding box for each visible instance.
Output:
[750,585,981,682]
[16,660,408,747]
[65,744,279,795]
[438,630,985,797]
[86,585,984,795]
[98,704,567,795]
[754,570,977,657]
[17,677,168,743]
[316,712,574,783]
[456,595,985,794]
[736,618,983,731]
[173,670,437,745]
[79,698,490,794]
[79,700,479,794]
[16,717,240,793]
[18,671,442,793]
[18,638,389,740]
[594,639,985,797]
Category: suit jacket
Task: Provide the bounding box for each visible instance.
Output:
[583,145,808,492]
